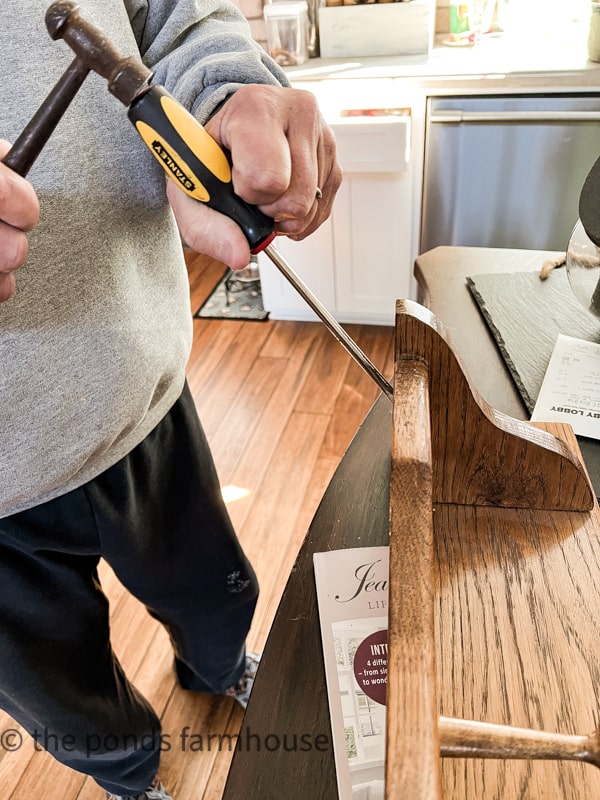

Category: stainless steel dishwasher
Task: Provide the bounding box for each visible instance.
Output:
[420,93,600,253]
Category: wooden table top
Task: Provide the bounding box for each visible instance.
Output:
[223,247,600,799]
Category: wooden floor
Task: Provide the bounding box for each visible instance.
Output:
[0,249,394,800]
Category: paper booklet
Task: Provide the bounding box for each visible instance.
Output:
[530,334,600,440]
[313,546,389,800]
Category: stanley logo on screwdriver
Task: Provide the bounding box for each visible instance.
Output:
[151,140,195,192]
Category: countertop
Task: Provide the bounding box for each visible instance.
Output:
[284,29,600,94]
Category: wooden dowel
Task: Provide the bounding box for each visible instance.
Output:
[439,716,600,769]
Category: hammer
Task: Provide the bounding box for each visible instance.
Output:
[2,1,150,177]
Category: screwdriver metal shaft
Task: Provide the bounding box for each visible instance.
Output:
[264,243,394,401]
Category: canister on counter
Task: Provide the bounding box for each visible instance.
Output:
[264,1,310,65]
[589,1,600,62]
[448,0,470,42]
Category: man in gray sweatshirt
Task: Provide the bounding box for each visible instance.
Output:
[0,1,341,798]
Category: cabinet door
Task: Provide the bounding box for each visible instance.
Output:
[333,171,414,324]
[258,221,335,321]
[258,91,418,324]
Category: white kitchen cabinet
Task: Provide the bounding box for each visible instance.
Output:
[258,219,336,321]
[258,80,422,326]
[331,167,414,323]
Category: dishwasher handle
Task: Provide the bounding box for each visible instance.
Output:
[429,109,600,124]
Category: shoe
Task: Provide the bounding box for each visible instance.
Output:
[105,775,173,800]
[225,651,260,710]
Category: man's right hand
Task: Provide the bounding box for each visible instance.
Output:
[0,139,40,303]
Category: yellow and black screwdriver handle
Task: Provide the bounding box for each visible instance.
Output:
[32,1,276,253]
[128,85,276,254]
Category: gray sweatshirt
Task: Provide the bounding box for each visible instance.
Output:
[0,0,287,517]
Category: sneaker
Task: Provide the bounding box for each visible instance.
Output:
[225,651,260,710]
[106,775,173,800]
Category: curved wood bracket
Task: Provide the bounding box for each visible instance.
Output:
[394,299,594,511]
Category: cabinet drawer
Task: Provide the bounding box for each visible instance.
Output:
[331,117,410,173]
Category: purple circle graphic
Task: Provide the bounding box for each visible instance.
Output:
[352,629,388,705]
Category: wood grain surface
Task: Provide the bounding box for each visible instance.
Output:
[438,716,600,768]
[414,246,600,498]
[395,300,594,511]
[388,358,440,799]
[435,496,600,797]
[386,301,600,798]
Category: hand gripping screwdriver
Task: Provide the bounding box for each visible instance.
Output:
[45,1,394,400]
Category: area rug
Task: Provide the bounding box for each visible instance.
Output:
[194,271,269,321]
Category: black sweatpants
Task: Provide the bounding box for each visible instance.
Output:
[0,383,258,795]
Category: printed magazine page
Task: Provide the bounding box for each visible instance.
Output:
[313,546,389,800]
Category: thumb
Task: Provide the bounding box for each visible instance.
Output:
[166,181,252,270]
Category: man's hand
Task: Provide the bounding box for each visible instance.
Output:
[166,85,342,270]
[0,140,40,302]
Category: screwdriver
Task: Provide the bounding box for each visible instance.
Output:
[45,2,395,400]
[126,86,394,401]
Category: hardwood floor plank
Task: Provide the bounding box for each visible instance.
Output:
[77,775,105,800]
[293,323,363,416]
[319,323,393,461]
[258,320,317,359]
[189,324,273,438]
[237,410,331,650]
[205,356,285,480]
[156,690,239,800]
[0,719,36,795]
[109,590,162,668]
[184,251,227,313]
[10,758,84,800]
[249,452,340,650]
[210,324,323,532]
[187,320,230,378]
[185,322,245,406]
[128,627,176,712]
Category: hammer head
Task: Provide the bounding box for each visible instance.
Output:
[45,1,77,40]
[45,1,152,106]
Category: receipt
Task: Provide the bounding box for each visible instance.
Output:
[531,334,600,438]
